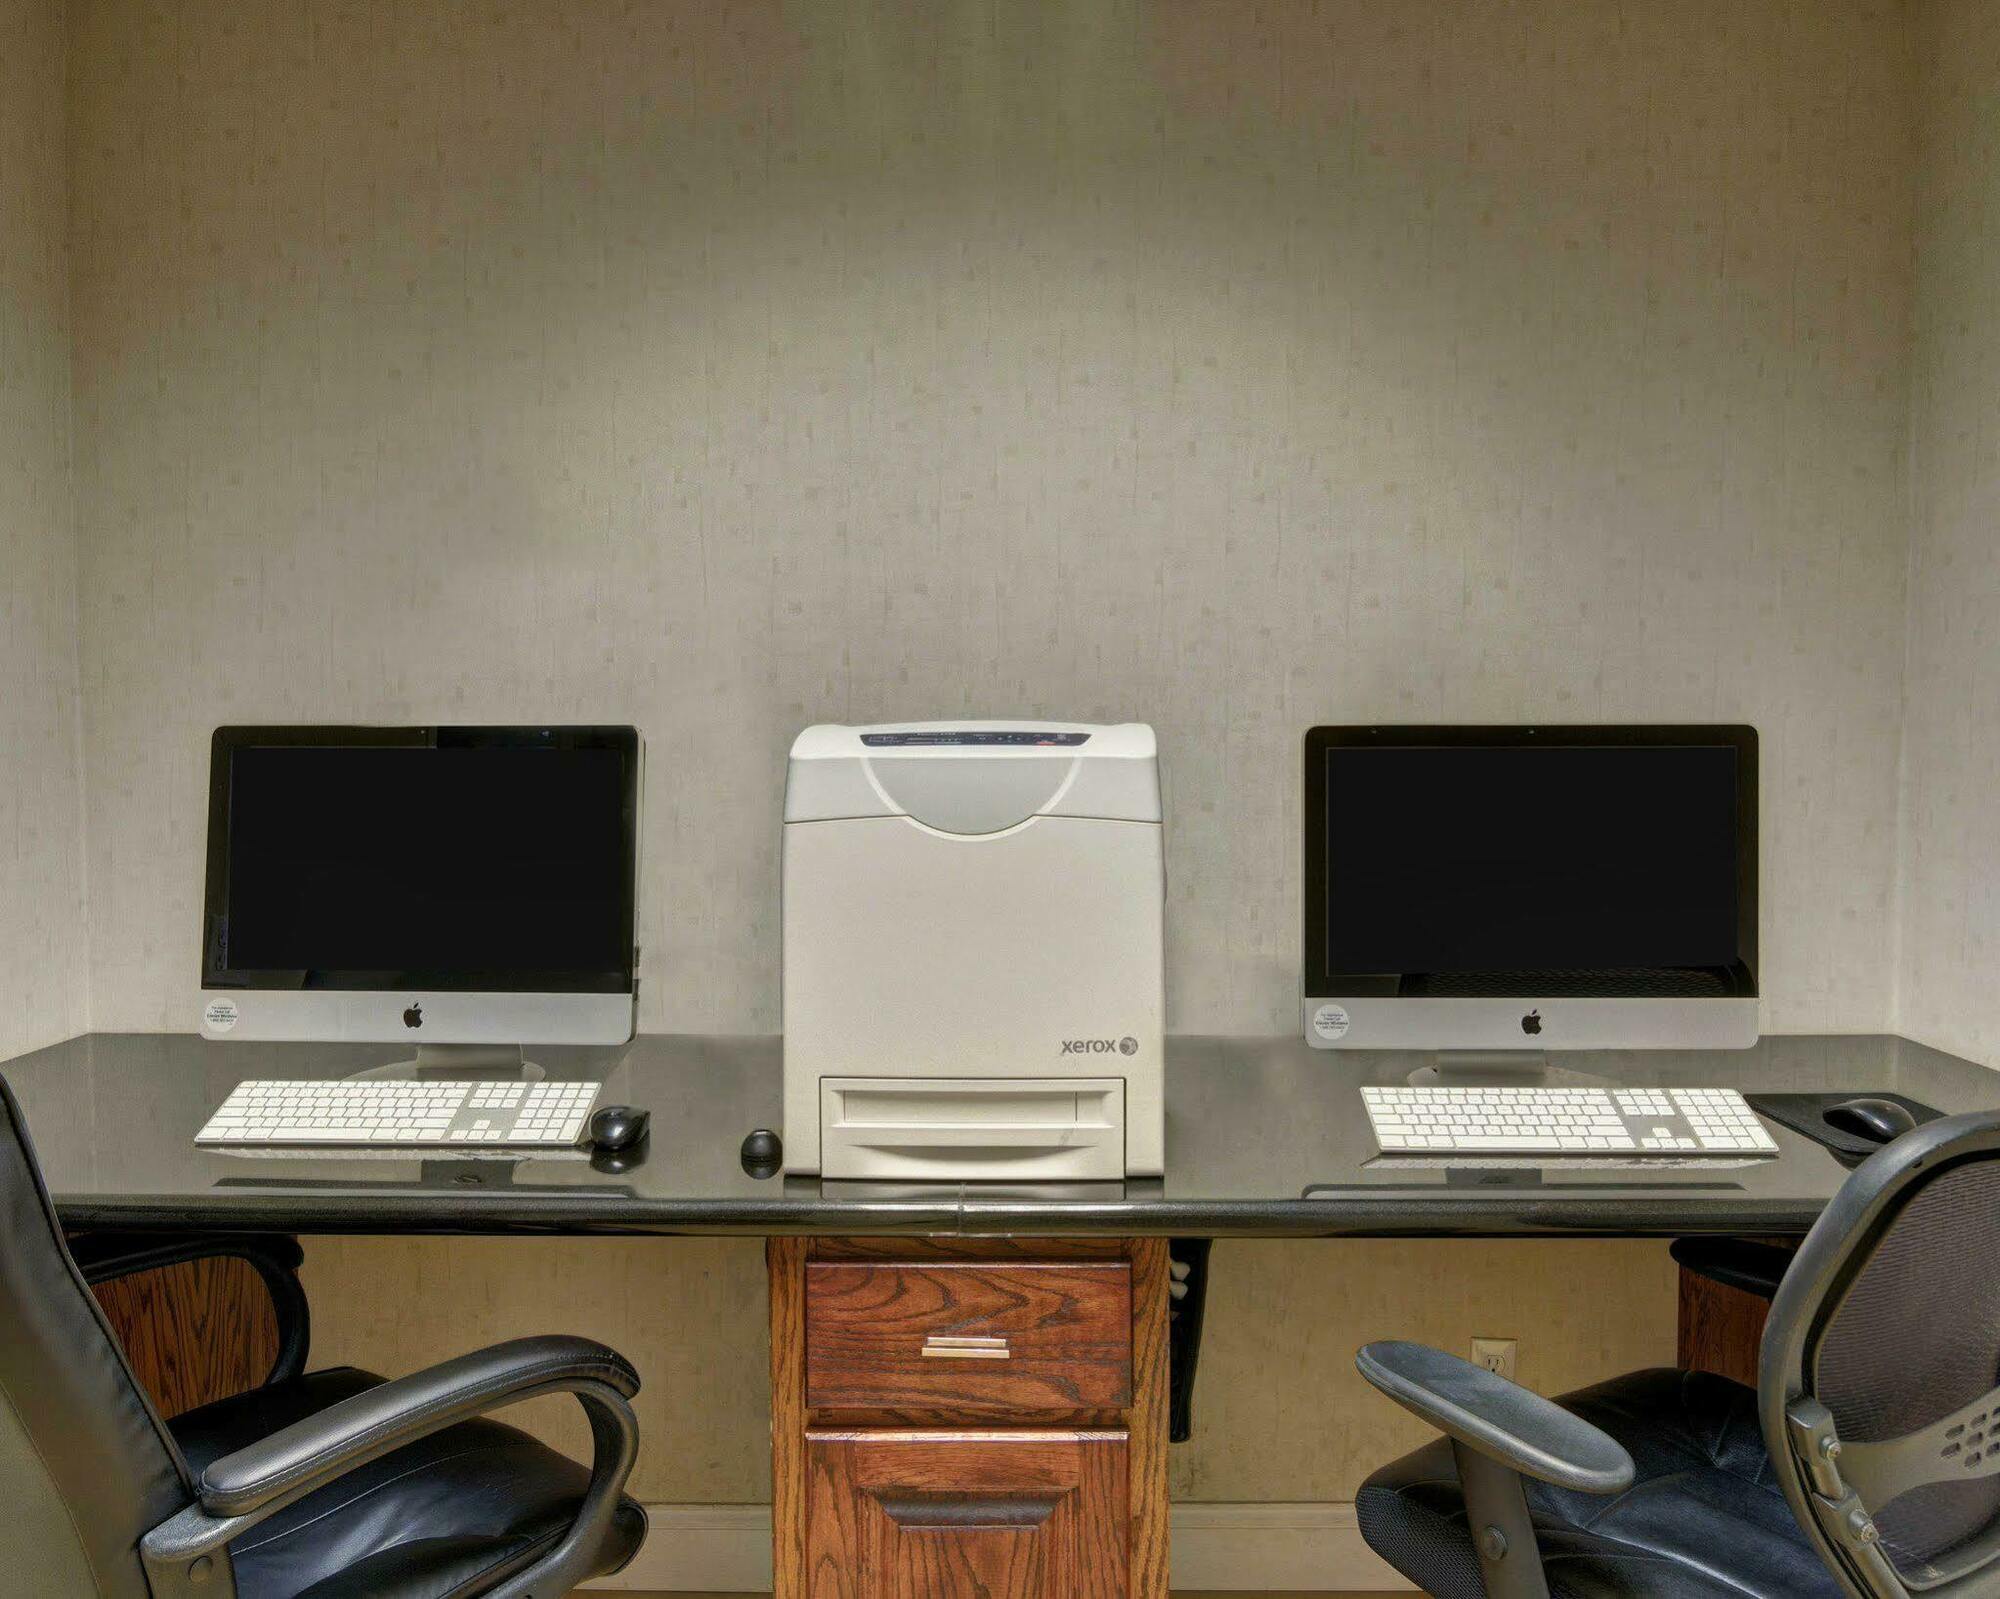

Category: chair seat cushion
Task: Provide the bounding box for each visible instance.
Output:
[169,1367,646,1599]
[1356,1368,1842,1599]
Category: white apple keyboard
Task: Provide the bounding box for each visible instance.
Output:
[196,1079,603,1150]
[1361,1085,1779,1159]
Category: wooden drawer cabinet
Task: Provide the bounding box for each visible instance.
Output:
[806,1260,1132,1412]
[804,1430,1129,1598]
[772,1238,1167,1598]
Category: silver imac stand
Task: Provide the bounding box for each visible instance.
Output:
[348,1044,546,1083]
[1408,1050,1612,1089]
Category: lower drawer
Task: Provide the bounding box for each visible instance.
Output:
[805,1430,1129,1598]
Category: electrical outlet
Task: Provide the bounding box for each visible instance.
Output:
[1472,1337,1518,1381]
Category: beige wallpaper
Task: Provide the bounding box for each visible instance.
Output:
[59,4,1910,1510]
[0,0,86,1062]
[1898,0,2000,1068]
[69,0,1915,1038]
[20,0,1946,1525]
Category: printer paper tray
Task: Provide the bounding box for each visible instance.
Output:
[819,1076,1127,1181]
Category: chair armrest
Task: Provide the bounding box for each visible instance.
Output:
[1357,1341,1635,1494]
[71,1231,310,1387]
[200,1333,637,1515]
[1669,1237,1791,1300]
[142,1335,641,1599]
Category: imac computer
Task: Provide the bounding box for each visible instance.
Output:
[200,725,641,1078]
[1303,725,1757,1080]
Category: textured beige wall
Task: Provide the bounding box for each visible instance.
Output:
[49,0,1916,1517]
[0,0,86,1061]
[69,0,1915,1038]
[304,1237,775,1505]
[1172,1238,1676,1502]
[303,1234,1676,1504]
[1899,0,2000,1067]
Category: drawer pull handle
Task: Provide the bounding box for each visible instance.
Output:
[921,1335,1010,1360]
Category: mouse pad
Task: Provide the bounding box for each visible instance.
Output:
[1746,1091,1945,1166]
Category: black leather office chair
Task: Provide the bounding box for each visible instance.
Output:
[0,1076,647,1598]
[1353,1110,2000,1598]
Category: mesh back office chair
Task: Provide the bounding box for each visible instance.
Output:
[1353,1109,2000,1598]
[0,1075,648,1598]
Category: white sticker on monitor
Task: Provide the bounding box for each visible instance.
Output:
[203,998,240,1033]
[1312,1003,1350,1041]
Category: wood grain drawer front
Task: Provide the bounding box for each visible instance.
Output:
[805,1430,1129,1598]
[806,1261,1132,1411]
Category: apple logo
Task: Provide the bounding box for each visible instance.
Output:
[402,1002,424,1029]
[1521,1010,1543,1036]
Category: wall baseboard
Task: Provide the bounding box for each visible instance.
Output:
[1169,1502,1414,1592]
[582,1501,1416,1591]
[582,1504,769,1592]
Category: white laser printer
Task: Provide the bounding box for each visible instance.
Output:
[782,721,1165,1180]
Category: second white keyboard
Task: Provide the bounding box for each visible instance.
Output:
[196,1079,603,1150]
[1361,1085,1778,1158]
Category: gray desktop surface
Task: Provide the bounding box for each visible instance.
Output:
[5,1032,1995,1237]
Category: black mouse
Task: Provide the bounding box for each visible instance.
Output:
[1825,1097,1917,1145]
[588,1105,650,1152]
[740,1127,783,1176]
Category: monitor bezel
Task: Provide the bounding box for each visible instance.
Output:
[202,724,641,995]
[1302,723,1759,1002]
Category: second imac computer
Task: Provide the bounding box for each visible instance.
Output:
[1304,725,1758,1067]
[200,725,641,1077]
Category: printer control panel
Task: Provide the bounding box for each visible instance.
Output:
[861,730,1092,747]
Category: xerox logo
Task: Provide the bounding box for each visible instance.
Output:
[1060,1036,1139,1056]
